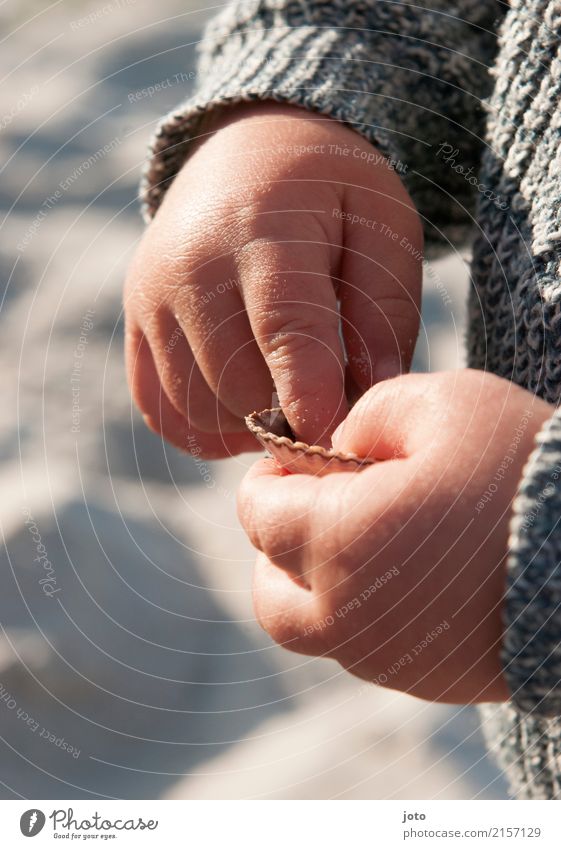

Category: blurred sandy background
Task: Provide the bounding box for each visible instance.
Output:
[0,0,509,799]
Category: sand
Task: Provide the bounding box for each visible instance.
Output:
[0,0,508,799]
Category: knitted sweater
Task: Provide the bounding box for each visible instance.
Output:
[142,0,561,799]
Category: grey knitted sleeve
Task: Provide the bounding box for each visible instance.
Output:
[141,0,505,246]
[502,411,561,717]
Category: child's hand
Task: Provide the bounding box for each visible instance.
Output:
[237,370,552,703]
[125,103,422,457]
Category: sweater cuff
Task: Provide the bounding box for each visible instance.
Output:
[141,22,410,222]
[502,409,561,717]
[141,2,500,249]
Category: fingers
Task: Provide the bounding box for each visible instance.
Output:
[240,463,329,655]
[331,373,429,460]
[238,235,347,447]
[339,176,423,392]
[237,458,327,584]
[171,265,275,420]
[125,322,257,457]
[124,223,274,433]
[141,306,246,434]
[252,553,328,656]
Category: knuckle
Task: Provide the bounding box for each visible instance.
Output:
[371,293,419,324]
[256,311,323,359]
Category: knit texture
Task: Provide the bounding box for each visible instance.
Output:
[141,0,502,247]
[142,0,561,799]
[470,0,561,799]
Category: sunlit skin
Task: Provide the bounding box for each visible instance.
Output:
[124,103,422,455]
[124,104,554,705]
[237,371,552,704]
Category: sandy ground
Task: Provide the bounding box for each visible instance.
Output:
[0,0,509,799]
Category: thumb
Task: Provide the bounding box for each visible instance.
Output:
[331,373,428,461]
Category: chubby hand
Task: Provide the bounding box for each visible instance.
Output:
[237,370,552,704]
[125,103,422,457]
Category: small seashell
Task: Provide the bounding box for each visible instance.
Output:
[245,408,375,477]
